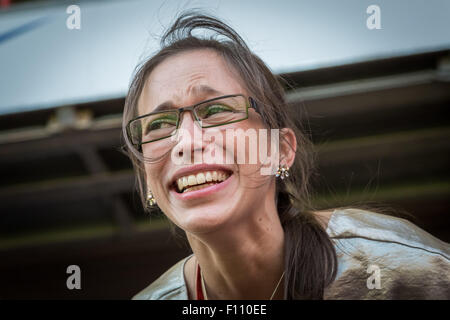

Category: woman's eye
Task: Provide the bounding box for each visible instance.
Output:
[146,117,176,132]
[203,104,233,118]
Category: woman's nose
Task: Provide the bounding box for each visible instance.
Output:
[171,111,204,163]
[178,110,196,131]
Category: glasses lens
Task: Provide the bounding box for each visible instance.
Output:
[127,95,249,160]
[128,111,179,160]
[195,95,248,127]
[129,111,178,145]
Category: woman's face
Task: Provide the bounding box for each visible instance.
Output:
[137,49,277,234]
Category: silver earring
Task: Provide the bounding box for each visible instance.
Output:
[275,165,290,180]
[147,191,156,206]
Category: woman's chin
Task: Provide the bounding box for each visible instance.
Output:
[178,206,235,234]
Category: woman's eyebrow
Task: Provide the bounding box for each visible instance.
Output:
[152,101,176,113]
[191,85,223,97]
[152,85,224,113]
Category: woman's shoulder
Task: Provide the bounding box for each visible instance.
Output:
[326,207,449,257]
[324,208,450,299]
[132,255,192,300]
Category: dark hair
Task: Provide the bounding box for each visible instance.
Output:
[122,11,337,299]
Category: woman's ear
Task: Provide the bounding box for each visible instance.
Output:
[279,128,297,168]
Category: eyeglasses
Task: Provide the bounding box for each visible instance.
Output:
[126,94,259,149]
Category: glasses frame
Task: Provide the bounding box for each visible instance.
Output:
[126,94,260,147]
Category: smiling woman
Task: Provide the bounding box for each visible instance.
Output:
[122,11,450,300]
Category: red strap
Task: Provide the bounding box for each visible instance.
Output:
[196,263,205,300]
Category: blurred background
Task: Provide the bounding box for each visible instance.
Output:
[0,0,449,299]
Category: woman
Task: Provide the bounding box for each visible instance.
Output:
[123,12,449,299]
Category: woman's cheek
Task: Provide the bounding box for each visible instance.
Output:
[145,163,165,194]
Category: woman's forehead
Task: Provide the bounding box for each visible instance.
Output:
[138,49,245,114]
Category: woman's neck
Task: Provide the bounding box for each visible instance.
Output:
[186,197,285,300]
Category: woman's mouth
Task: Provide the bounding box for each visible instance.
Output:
[174,170,231,193]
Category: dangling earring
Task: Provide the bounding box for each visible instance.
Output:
[275,165,290,180]
[147,191,156,206]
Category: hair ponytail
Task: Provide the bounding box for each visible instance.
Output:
[278,189,337,299]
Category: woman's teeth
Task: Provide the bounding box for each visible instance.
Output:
[176,171,230,193]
